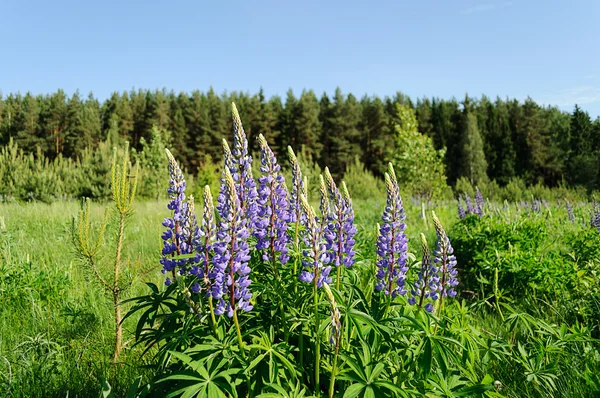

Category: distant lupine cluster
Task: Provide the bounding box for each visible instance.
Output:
[457,188,485,219]
[160,103,458,319]
[564,199,575,223]
[590,198,600,232]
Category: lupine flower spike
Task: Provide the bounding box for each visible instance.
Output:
[408,234,439,313]
[458,200,466,219]
[319,174,331,230]
[211,168,253,317]
[464,193,474,215]
[254,134,291,271]
[432,211,458,315]
[375,163,409,297]
[565,199,575,223]
[475,188,484,216]
[161,149,200,285]
[298,195,332,288]
[229,103,258,223]
[324,168,357,271]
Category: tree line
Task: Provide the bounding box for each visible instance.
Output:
[1,88,599,189]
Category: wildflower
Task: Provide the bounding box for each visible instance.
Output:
[408,233,439,312]
[192,185,216,289]
[287,146,305,224]
[375,163,409,297]
[324,168,357,268]
[254,134,290,266]
[161,150,201,277]
[211,168,253,317]
[229,103,258,221]
[464,193,474,215]
[457,198,466,219]
[298,195,332,288]
[475,188,484,216]
[432,212,458,299]
[565,199,575,223]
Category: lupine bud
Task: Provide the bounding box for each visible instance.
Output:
[432,212,458,298]
[408,233,439,312]
[288,146,305,223]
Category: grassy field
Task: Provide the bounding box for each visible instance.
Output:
[1,198,599,397]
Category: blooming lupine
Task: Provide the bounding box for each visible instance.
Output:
[432,212,458,300]
[375,163,409,297]
[190,185,216,290]
[161,149,202,284]
[254,134,290,267]
[211,168,253,317]
[475,188,485,216]
[229,104,258,221]
[408,233,439,313]
[323,168,357,269]
[565,199,575,223]
[458,198,466,219]
[464,193,474,215]
[298,195,332,288]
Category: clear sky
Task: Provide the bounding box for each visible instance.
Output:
[1,0,599,117]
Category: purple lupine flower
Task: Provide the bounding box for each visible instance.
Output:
[230,104,258,222]
[464,193,474,215]
[298,195,332,288]
[457,198,466,219]
[287,146,305,224]
[565,199,575,223]
[408,233,439,312]
[475,188,484,216]
[432,212,458,299]
[211,168,253,317]
[323,168,357,268]
[375,163,409,297]
[161,150,201,279]
[590,198,599,230]
[254,134,290,266]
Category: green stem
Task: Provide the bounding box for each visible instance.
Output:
[293,219,300,294]
[208,297,217,335]
[329,347,339,398]
[232,309,245,359]
[314,283,321,397]
[336,266,341,291]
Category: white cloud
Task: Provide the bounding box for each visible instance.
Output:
[545,85,600,107]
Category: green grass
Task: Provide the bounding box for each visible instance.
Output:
[2,199,598,397]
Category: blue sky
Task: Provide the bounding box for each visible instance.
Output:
[1,0,599,116]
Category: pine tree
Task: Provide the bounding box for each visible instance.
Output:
[361,96,392,176]
[295,90,322,161]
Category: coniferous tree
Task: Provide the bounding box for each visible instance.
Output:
[361,96,392,176]
[295,90,323,161]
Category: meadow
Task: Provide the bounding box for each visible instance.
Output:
[1,106,600,398]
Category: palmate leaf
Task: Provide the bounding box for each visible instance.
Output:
[158,354,239,398]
